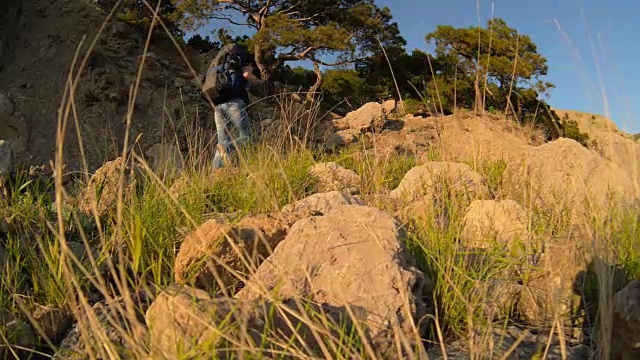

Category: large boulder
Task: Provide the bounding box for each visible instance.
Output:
[517,138,638,219]
[516,239,627,325]
[174,211,315,294]
[237,204,434,356]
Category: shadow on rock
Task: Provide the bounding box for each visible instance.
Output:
[146,283,384,359]
[382,119,406,132]
[571,258,629,346]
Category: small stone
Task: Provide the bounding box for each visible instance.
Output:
[0,311,36,357]
[31,304,73,343]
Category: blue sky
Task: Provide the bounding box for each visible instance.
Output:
[375,0,639,133]
[187,0,639,133]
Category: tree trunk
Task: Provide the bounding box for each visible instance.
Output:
[306,62,323,103]
[473,65,483,115]
[253,41,274,96]
[516,96,524,123]
[474,75,483,115]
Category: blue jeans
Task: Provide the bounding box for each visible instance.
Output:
[212,98,252,169]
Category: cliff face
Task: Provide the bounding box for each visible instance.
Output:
[0,0,210,173]
[0,0,23,71]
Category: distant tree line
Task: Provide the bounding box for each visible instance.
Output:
[113,0,589,144]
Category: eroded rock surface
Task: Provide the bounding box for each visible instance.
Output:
[237,204,434,356]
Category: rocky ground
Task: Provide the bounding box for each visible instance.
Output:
[2,93,640,358]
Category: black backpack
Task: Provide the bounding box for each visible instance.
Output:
[202,44,247,104]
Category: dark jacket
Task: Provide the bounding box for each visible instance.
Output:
[205,65,250,106]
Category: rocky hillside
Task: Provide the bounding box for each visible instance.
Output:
[0,0,210,174]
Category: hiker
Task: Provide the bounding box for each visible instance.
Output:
[202,44,261,169]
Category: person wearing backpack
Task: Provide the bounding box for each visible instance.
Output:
[202,44,261,169]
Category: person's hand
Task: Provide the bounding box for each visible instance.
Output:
[242,64,253,79]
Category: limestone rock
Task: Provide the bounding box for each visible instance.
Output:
[282,191,364,215]
[237,204,434,356]
[390,162,488,204]
[331,117,351,131]
[324,129,360,150]
[308,162,360,194]
[344,102,386,132]
[392,162,489,229]
[519,137,638,218]
[77,157,143,217]
[517,241,627,325]
[381,99,397,116]
[174,211,315,294]
[461,199,529,247]
[146,284,331,359]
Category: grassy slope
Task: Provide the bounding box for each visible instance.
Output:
[2,113,639,358]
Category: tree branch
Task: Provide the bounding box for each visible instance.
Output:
[298,46,319,58]
[276,2,301,16]
[221,4,249,13]
[208,14,255,28]
[257,0,273,27]
[292,13,323,22]
[277,46,320,62]
[308,56,354,67]
[216,0,251,13]
[259,0,272,15]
